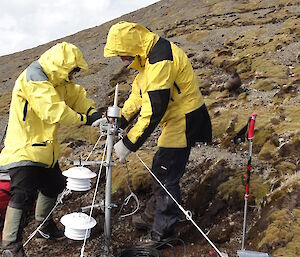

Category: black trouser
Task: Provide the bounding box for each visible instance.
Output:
[8,163,66,210]
[145,147,191,236]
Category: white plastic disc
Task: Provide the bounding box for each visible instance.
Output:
[63,166,96,179]
[60,212,97,240]
[63,166,96,192]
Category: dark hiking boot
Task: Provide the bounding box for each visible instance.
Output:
[2,241,27,257]
[35,219,65,241]
[132,213,152,231]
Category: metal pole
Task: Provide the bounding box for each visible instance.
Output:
[103,84,121,257]
[104,122,114,257]
[241,196,248,250]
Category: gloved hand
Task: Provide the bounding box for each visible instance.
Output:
[86,111,102,126]
[114,140,131,163]
[91,117,108,127]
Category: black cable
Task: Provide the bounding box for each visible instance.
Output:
[155,238,186,257]
[92,237,186,257]
[115,237,186,257]
[116,246,162,257]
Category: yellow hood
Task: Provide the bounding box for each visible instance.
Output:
[104,22,158,64]
[39,42,88,84]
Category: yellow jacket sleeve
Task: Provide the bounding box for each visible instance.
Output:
[123,61,173,151]
[65,83,97,116]
[120,75,142,128]
[22,81,86,125]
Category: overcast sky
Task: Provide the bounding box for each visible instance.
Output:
[0,0,160,56]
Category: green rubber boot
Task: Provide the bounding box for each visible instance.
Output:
[35,192,64,240]
[2,206,28,257]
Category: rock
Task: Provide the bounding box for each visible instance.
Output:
[224,71,242,92]
[270,132,280,146]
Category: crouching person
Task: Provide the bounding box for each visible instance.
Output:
[0,42,102,256]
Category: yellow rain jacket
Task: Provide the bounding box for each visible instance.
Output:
[0,42,97,169]
[104,22,212,151]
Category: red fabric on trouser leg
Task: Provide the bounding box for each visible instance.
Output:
[0,180,11,239]
[0,181,10,216]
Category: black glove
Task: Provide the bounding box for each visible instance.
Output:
[86,111,102,126]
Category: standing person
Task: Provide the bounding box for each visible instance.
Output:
[104,22,212,242]
[0,42,102,257]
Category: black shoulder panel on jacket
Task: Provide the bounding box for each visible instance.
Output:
[26,61,49,82]
[123,88,170,152]
[148,37,173,64]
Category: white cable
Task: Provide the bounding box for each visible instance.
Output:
[118,161,140,219]
[135,153,226,257]
[119,192,140,219]
[84,135,103,163]
[23,188,72,247]
[80,139,108,257]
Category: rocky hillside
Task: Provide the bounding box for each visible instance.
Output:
[0,0,299,256]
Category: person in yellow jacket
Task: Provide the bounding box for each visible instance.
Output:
[0,42,102,257]
[104,22,212,242]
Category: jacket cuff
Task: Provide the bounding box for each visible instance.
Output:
[123,136,138,152]
[86,107,97,116]
[119,115,129,129]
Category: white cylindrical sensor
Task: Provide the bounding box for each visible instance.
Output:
[63,166,96,191]
[60,212,97,240]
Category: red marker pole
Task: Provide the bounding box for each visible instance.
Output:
[241,113,257,250]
